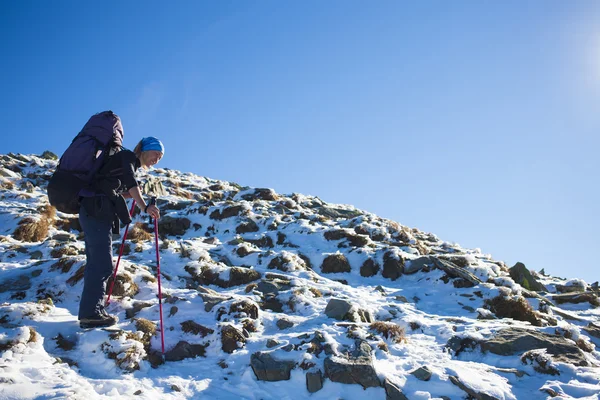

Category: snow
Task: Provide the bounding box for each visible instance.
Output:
[0,153,598,399]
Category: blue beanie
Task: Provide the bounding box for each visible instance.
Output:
[140,137,165,153]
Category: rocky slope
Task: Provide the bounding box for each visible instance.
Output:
[0,152,599,399]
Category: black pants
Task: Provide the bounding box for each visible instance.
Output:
[78,196,115,319]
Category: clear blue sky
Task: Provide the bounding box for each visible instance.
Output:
[1,1,599,283]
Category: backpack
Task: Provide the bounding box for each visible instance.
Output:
[47,111,124,214]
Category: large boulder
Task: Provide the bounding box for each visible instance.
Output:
[480,328,589,366]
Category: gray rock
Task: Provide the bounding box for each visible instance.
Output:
[583,322,600,339]
[196,286,231,311]
[432,258,481,287]
[384,378,409,400]
[250,352,295,381]
[357,308,373,323]
[480,328,588,366]
[325,299,353,321]
[266,339,280,348]
[449,375,499,400]
[405,256,433,274]
[30,250,43,260]
[51,233,77,242]
[220,325,246,353]
[0,274,31,293]
[410,366,432,381]
[324,340,380,389]
[276,319,294,330]
[306,370,324,393]
[164,341,207,362]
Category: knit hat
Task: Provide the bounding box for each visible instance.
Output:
[140,137,165,153]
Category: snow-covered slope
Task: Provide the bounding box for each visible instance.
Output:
[0,152,598,400]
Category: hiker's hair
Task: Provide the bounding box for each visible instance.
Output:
[133,140,143,159]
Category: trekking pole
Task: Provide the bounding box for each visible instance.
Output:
[106,200,137,306]
[149,197,166,358]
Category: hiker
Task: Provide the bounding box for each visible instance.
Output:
[78,137,164,329]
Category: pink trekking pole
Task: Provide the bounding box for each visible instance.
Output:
[150,197,166,358]
[106,200,136,306]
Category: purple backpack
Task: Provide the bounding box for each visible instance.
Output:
[48,111,124,214]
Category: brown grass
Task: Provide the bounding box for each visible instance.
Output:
[126,222,153,243]
[308,287,323,297]
[485,295,542,326]
[577,338,595,353]
[370,321,407,343]
[1,180,14,190]
[13,217,50,242]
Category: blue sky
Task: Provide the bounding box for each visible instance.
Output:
[1,1,599,282]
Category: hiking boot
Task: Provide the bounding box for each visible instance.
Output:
[80,313,118,329]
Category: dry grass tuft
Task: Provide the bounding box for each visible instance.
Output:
[39,205,56,221]
[485,295,542,326]
[308,287,323,297]
[127,222,153,243]
[135,318,157,337]
[576,338,595,353]
[13,217,50,242]
[370,321,406,343]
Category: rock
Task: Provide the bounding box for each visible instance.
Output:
[357,308,373,323]
[306,370,324,393]
[125,302,153,319]
[240,188,279,201]
[410,366,432,381]
[325,299,353,321]
[449,375,499,400]
[405,256,433,274]
[210,205,245,220]
[384,378,409,400]
[180,321,214,337]
[51,233,77,242]
[236,219,259,234]
[360,259,380,277]
[321,254,351,273]
[256,279,290,295]
[250,352,296,381]
[382,252,404,281]
[266,339,280,348]
[158,216,191,236]
[521,350,560,375]
[261,294,284,313]
[30,250,43,260]
[0,274,31,293]
[583,323,600,339]
[196,286,231,312]
[276,319,294,330]
[550,292,599,307]
[230,300,259,319]
[480,328,589,366]
[221,324,246,353]
[164,341,207,362]
[509,262,546,292]
[432,258,481,287]
[324,340,381,388]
